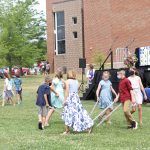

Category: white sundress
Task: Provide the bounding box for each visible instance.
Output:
[128,76,143,104]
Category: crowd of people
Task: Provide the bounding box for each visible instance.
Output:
[36,66,148,134]
[36,70,93,134]
[2,73,22,106]
[1,64,148,134]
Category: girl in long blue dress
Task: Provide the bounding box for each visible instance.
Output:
[45,70,65,126]
[62,70,94,135]
[96,71,117,124]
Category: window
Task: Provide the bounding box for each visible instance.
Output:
[54,11,65,55]
[72,17,77,24]
[73,32,78,38]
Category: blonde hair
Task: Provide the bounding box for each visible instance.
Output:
[45,76,52,82]
[67,70,76,79]
[102,71,110,77]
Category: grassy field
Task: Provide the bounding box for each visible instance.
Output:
[0,75,150,150]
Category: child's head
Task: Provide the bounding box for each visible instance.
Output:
[67,70,76,79]
[55,68,63,79]
[4,73,10,80]
[89,64,94,70]
[45,76,52,85]
[129,67,138,76]
[102,71,110,81]
[117,69,126,79]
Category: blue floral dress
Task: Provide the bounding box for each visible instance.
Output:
[99,80,113,109]
[51,78,64,108]
[62,79,94,132]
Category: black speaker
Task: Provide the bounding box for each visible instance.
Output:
[79,58,86,68]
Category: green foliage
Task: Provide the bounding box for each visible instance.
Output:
[92,49,106,66]
[0,0,47,68]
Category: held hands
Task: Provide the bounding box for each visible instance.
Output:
[46,103,50,108]
[131,98,136,105]
[63,101,67,107]
[114,97,118,103]
[55,93,59,97]
[114,95,119,103]
[97,97,100,102]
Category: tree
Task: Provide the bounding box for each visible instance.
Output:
[92,49,106,69]
[0,0,47,70]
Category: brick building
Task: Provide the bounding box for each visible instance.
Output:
[46,0,150,72]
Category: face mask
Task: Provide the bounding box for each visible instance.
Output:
[117,75,121,79]
[129,71,135,76]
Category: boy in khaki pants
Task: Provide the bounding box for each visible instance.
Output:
[115,69,138,129]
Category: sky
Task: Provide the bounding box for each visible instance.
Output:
[36,0,46,17]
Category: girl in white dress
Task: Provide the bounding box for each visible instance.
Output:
[128,68,147,126]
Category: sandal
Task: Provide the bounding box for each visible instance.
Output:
[63,131,70,135]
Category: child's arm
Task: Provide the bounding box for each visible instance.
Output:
[61,79,66,89]
[96,84,101,101]
[126,79,135,104]
[139,78,147,100]
[110,86,117,97]
[130,90,136,104]
[114,93,120,102]
[63,80,69,106]
[50,86,59,97]
[44,94,49,107]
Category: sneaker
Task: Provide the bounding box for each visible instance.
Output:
[62,131,70,135]
[131,121,138,130]
[88,127,93,134]
[38,122,43,130]
[127,125,132,129]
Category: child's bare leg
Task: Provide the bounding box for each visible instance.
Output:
[42,116,46,127]
[38,114,42,122]
[65,126,70,133]
[138,104,142,125]
[9,97,15,106]
[105,109,112,123]
[2,99,5,106]
[16,94,20,104]
[20,93,22,101]
[45,109,55,124]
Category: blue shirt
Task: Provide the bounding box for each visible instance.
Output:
[36,84,51,106]
[14,77,22,91]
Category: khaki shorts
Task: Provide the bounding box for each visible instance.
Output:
[38,106,48,117]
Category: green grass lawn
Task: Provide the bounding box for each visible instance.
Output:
[0,76,150,150]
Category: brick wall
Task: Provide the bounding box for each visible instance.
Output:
[46,0,83,73]
[83,0,150,66]
[47,0,150,71]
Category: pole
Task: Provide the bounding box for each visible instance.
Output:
[111,51,113,69]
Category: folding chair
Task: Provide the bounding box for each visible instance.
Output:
[93,102,115,122]
[96,103,121,127]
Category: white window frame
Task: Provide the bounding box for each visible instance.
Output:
[54,12,65,55]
